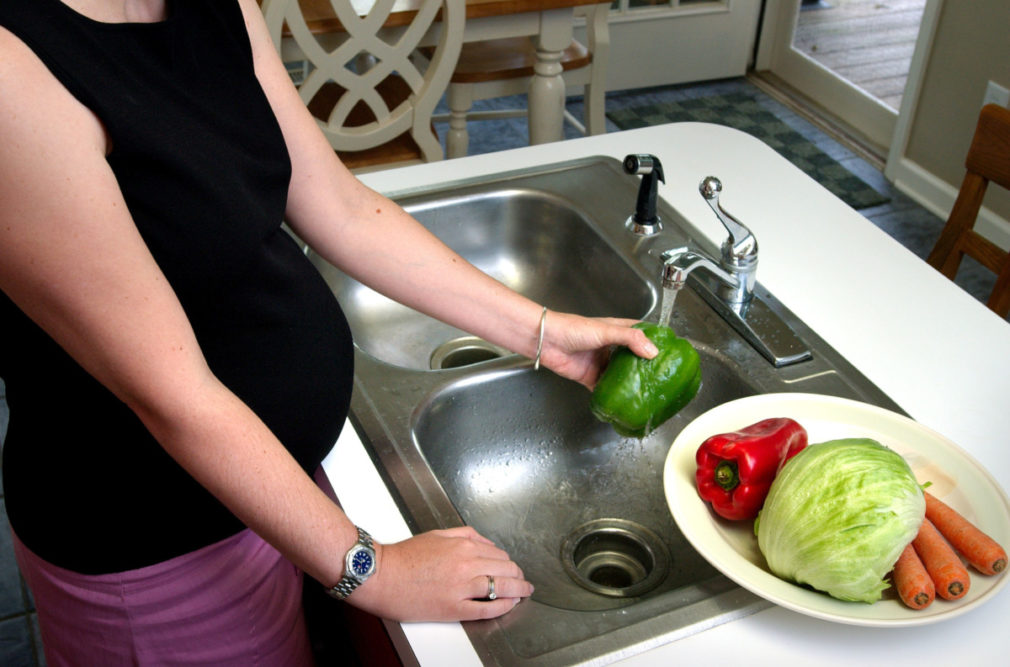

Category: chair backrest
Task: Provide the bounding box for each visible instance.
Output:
[261,0,463,164]
[926,103,1010,317]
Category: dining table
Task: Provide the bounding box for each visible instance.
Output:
[271,0,610,146]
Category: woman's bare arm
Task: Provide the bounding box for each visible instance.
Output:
[236,0,656,387]
[0,22,529,622]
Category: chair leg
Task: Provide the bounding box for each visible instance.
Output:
[988,254,1010,318]
[582,3,610,136]
[584,81,606,135]
[927,173,987,279]
[446,84,473,159]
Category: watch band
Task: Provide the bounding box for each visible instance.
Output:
[328,526,375,600]
[329,576,362,600]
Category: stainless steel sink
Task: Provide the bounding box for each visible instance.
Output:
[412,343,756,615]
[307,157,902,665]
[310,189,653,371]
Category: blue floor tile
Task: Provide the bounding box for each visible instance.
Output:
[0,615,35,667]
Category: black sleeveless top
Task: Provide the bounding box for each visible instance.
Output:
[0,0,355,574]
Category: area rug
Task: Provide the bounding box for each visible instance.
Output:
[607,92,890,210]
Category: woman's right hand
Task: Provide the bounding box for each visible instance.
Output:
[347,526,534,622]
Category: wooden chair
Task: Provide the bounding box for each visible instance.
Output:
[437,3,610,159]
[261,0,464,171]
[926,103,1010,317]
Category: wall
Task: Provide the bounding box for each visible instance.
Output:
[895,0,1010,248]
[600,3,763,92]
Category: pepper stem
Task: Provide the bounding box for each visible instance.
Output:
[714,461,740,491]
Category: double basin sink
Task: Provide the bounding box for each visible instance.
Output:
[308,157,901,665]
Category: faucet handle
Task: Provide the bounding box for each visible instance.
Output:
[699,177,757,268]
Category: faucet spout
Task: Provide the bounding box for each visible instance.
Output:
[660,247,739,292]
[660,243,753,306]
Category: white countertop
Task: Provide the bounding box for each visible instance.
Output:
[322,123,1010,665]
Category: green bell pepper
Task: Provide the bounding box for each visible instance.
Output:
[590,322,701,438]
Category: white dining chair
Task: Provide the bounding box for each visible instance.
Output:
[261,0,464,171]
[436,3,610,159]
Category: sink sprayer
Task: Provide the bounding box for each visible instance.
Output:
[623,154,665,235]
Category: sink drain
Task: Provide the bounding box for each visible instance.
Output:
[429,336,509,370]
[561,518,670,598]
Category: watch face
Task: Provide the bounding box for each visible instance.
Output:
[350,549,374,577]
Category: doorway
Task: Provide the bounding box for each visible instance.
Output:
[755,0,930,156]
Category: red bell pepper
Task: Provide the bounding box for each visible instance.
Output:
[695,417,808,521]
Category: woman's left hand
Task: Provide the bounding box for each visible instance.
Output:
[536,312,658,389]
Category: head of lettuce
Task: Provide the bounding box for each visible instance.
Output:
[754,438,925,603]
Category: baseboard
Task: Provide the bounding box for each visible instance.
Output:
[748,72,887,170]
[889,156,1010,253]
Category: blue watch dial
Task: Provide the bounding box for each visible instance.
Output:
[351,550,373,576]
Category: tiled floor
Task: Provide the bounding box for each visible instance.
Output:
[0,76,1000,667]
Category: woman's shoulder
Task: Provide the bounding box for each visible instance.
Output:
[0,26,60,111]
[0,31,111,218]
[0,26,107,157]
[0,23,36,77]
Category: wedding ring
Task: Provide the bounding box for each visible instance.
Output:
[487,575,497,600]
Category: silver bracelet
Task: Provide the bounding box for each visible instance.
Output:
[533,306,547,370]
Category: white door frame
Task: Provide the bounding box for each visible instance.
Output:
[754,0,940,154]
[881,0,1009,251]
[885,0,942,179]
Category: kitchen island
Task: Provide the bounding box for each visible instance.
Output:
[321,122,1010,665]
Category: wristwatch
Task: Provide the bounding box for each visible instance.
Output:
[328,526,377,600]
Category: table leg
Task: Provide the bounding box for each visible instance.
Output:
[528,9,575,145]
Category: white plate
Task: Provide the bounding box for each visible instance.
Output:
[663,392,1010,627]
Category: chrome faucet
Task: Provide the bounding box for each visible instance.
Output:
[660,176,811,367]
[661,176,757,305]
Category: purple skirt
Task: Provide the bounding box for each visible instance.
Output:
[13,528,314,666]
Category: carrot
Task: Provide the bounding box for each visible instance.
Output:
[912,518,970,600]
[924,492,1007,576]
[892,542,935,609]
